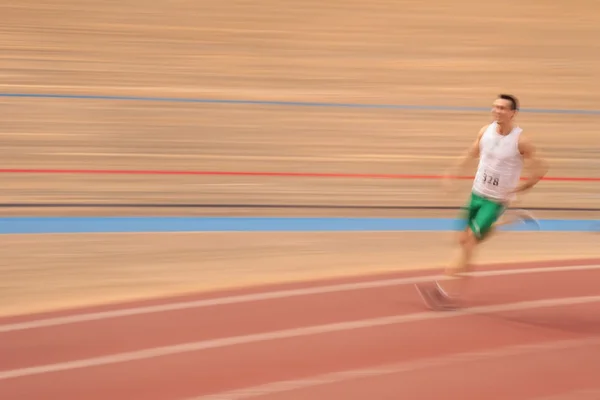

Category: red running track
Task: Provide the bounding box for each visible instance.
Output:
[2,258,600,400]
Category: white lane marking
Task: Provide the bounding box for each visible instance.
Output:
[529,390,600,400]
[1,263,599,333]
[190,336,600,400]
[1,294,600,381]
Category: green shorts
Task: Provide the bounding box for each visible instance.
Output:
[461,192,507,240]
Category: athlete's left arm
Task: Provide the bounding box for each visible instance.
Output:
[512,136,549,193]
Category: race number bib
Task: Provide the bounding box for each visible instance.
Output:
[481,172,500,187]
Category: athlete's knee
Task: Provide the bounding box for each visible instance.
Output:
[457,230,469,246]
[461,228,479,250]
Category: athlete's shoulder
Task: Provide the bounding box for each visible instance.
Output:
[480,122,493,132]
[517,131,537,155]
[476,123,492,139]
[516,131,549,177]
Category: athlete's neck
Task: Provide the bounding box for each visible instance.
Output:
[496,122,514,135]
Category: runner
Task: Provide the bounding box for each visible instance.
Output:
[416,94,548,310]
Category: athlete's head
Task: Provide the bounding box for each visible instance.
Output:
[492,94,519,125]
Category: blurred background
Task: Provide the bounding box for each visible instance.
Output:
[1,0,599,316]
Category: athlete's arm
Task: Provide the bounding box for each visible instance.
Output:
[443,125,486,179]
[511,136,549,193]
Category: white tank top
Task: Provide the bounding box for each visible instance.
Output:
[472,122,524,202]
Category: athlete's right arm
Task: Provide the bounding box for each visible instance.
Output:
[443,125,486,180]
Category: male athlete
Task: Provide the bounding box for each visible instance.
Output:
[416,94,549,310]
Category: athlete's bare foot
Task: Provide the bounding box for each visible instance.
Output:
[432,281,461,310]
[414,284,439,311]
[415,283,461,311]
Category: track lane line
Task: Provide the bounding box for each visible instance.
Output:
[190,336,600,400]
[1,294,600,381]
[2,263,600,333]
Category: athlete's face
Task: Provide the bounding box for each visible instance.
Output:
[492,99,516,124]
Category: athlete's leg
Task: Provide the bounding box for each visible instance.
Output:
[496,208,540,229]
[434,208,540,307]
[479,208,539,243]
[435,196,505,302]
[416,194,480,309]
[432,193,482,301]
[435,225,479,301]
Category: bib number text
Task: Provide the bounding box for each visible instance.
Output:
[481,172,499,186]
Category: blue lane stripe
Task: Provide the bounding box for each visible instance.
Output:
[0,217,597,234]
[2,92,600,115]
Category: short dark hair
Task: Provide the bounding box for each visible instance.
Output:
[498,94,519,111]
